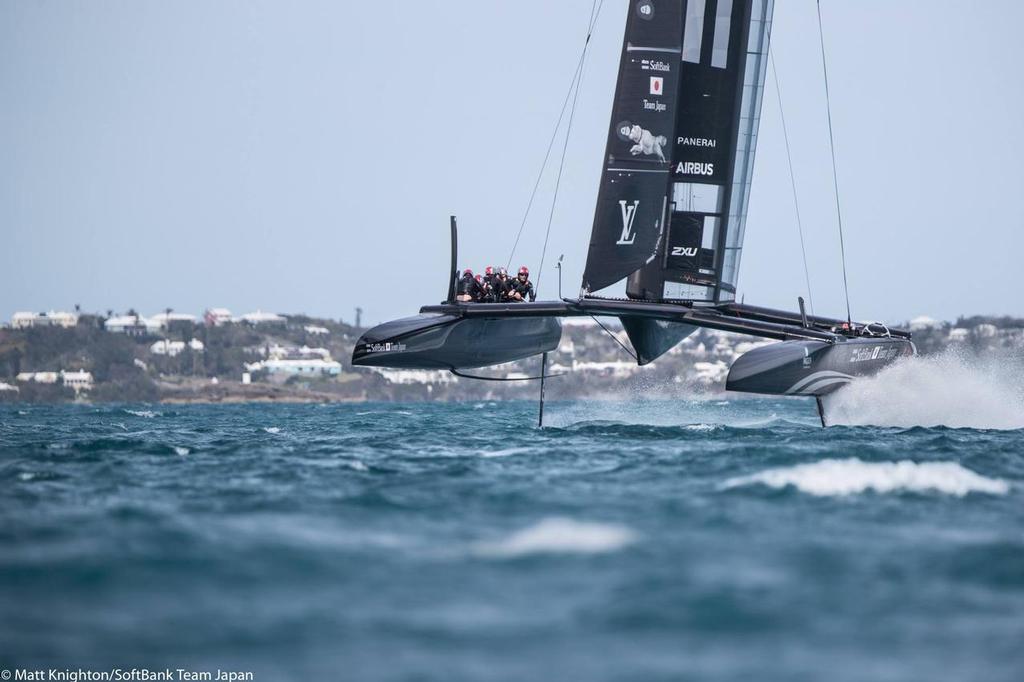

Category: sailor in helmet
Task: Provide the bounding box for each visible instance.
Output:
[493,266,511,302]
[507,266,536,302]
[456,269,481,302]
[482,266,498,302]
[474,274,489,302]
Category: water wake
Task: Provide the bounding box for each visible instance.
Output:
[724,458,1010,497]
[473,517,636,557]
[824,350,1024,430]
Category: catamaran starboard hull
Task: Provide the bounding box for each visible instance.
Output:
[725,337,915,396]
[352,313,562,370]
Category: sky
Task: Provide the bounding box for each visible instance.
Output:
[2,0,1022,327]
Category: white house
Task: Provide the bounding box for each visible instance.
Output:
[948,327,970,342]
[11,312,37,328]
[304,325,330,335]
[11,311,78,328]
[149,312,198,328]
[245,358,341,376]
[48,311,79,327]
[105,315,161,335]
[151,340,185,356]
[61,370,94,392]
[267,344,331,360]
[151,339,205,356]
[909,315,943,331]
[17,371,60,384]
[240,310,286,324]
[370,368,457,385]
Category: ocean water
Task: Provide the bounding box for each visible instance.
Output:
[2,392,1023,681]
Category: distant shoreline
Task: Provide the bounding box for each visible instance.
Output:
[2,311,1021,405]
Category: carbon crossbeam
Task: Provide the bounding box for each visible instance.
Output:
[417,297,895,344]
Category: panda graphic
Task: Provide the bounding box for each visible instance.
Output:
[618,122,668,163]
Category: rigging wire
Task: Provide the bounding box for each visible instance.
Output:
[537,0,606,295]
[590,315,638,362]
[816,0,853,324]
[506,0,604,271]
[769,50,815,317]
[505,54,587,271]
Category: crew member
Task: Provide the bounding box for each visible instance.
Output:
[474,274,489,302]
[492,267,511,302]
[456,269,480,302]
[508,266,536,302]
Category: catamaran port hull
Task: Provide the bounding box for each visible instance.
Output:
[352,313,562,370]
[726,337,916,396]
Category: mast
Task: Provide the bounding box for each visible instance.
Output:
[582,0,775,304]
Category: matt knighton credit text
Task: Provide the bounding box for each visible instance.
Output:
[4,670,254,682]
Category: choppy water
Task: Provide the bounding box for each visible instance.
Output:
[2,396,1022,681]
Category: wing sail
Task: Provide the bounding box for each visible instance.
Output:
[628,0,774,303]
[584,0,775,303]
[582,0,684,293]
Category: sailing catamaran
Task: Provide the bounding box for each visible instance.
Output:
[352,0,914,425]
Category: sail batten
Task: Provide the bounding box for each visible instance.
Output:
[582,0,774,302]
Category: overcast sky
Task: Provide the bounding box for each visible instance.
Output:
[3,0,1022,327]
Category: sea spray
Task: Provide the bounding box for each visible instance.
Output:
[824,349,1024,430]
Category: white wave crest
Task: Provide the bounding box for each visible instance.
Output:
[684,423,720,432]
[125,409,158,418]
[478,446,532,458]
[174,446,190,456]
[825,350,1024,430]
[474,517,637,558]
[724,458,1009,497]
[262,427,282,434]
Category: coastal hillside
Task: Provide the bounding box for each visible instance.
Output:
[1,311,1021,404]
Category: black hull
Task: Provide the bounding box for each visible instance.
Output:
[352,313,561,371]
[726,337,916,396]
[350,299,914,393]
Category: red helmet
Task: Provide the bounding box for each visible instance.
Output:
[518,266,529,276]
[475,274,483,282]
[485,266,494,275]
[463,269,473,277]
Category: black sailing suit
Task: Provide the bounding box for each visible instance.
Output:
[491,276,511,302]
[456,274,481,301]
[482,274,497,301]
[508,277,535,303]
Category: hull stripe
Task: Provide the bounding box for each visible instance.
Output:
[793,377,852,396]
[785,370,855,395]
